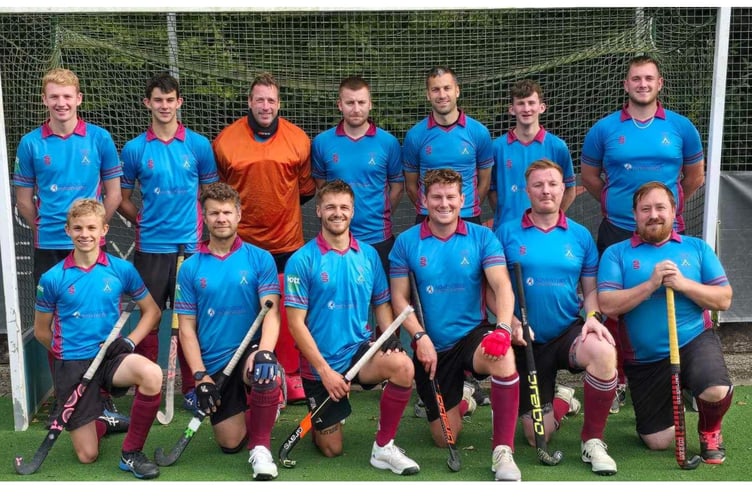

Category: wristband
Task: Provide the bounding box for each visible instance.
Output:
[495,322,512,334]
[411,331,427,350]
[586,311,604,323]
[123,337,135,350]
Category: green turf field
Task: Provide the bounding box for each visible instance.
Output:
[1,385,750,486]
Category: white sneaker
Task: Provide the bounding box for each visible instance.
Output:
[249,445,278,480]
[555,384,581,416]
[581,438,617,475]
[414,398,427,419]
[491,445,521,481]
[370,439,420,475]
[462,381,478,416]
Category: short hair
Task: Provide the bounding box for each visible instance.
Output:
[145,72,180,99]
[339,76,370,95]
[626,55,662,77]
[425,66,458,88]
[423,168,463,195]
[524,159,563,181]
[66,198,106,225]
[42,68,80,94]
[510,79,544,102]
[632,181,676,210]
[200,182,241,210]
[249,72,279,97]
[316,179,355,205]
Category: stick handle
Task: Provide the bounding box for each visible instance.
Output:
[221,299,274,377]
[83,301,137,382]
[666,288,680,364]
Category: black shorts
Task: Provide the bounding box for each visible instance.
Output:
[370,235,395,276]
[53,354,128,431]
[272,251,295,274]
[596,218,633,256]
[301,340,378,430]
[133,251,192,310]
[625,328,731,436]
[207,343,258,426]
[514,319,584,416]
[413,324,489,422]
[33,248,71,286]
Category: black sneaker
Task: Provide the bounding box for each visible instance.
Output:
[103,396,131,425]
[465,374,490,406]
[98,412,129,435]
[699,431,726,464]
[119,451,160,479]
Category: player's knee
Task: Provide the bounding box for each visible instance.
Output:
[76,447,99,464]
[251,372,281,393]
[220,436,248,454]
[389,356,414,386]
[137,360,164,395]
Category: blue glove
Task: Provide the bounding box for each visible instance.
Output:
[252,350,279,382]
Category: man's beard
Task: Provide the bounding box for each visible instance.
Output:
[638,219,671,243]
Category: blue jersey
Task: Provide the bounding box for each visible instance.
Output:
[402,111,494,218]
[312,121,403,244]
[284,233,390,377]
[496,210,598,343]
[121,123,219,253]
[174,237,279,374]
[13,120,122,249]
[597,232,728,363]
[35,251,148,360]
[490,127,575,230]
[580,103,704,232]
[389,219,505,351]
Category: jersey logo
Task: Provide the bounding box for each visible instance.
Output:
[368,154,376,166]
[632,259,640,270]
[67,285,75,295]
[239,272,248,285]
[419,256,427,267]
[332,153,339,164]
[511,184,519,192]
[519,245,526,256]
[662,134,671,146]
[102,279,112,293]
[182,155,191,169]
[207,308,215,317]
[200,277,207,288]
[526,277,534,286]
[154,187,161,195]
[147,159,155,169]
[44,155,52,166]
[425,285,434,294]
[320,272,329,283]
[460,257,470,266]
[619,136,625,144]
[460,146,470,155]
[506,159,513,169]
[327,300,336,310]
[50,184,58,192]
[564,245,575,259]
[425,145,432,156]
[356,274,365,283]
[80,149,91,165]
[624,163,633,170]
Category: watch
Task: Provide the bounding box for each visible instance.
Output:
[193,370,208,381]
[413,331,427,342]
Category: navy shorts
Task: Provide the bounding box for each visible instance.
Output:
[413,324,489,422]
[133,250,192,310]
[625,328,731,436]
[514,319,584,416]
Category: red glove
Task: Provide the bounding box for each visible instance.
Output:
[481,324,512,357]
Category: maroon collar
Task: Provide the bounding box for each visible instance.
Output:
[146,122,187,142]
[41,118,86,139]
[520,209,568,230]
[620,101,667,122]
[630,229,682,247]
[315,232,360,255]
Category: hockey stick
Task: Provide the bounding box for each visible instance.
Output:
[14,301,137,475]
[156,244,186,425]
[513,263,563,466]
[408,271,461,472]
[154,299,274,466]
[278,304,413,468]
[666,287,701,470]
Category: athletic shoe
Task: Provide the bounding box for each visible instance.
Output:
[465,374,490,406]
[699,431,726,464]
[285,372,306,404]
[249,445,279,480]
[581,438,618,475]
[183,389,200,416]
[609,384,627,414]
[414,397,427,419]
[119,451,160,479]
[491,445,521,481]
[103,396,131,426]
[370,439,420,475]
[554,384,581,417]
[462,381,478,417]
[98,412,129,435]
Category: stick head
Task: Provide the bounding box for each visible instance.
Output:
[281,458,297,469]
[538,448,564,466]
[680,455,701,470]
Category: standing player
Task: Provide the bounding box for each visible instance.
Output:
[389,168,522,481]
[213,71,315,403]
[495,159,618,475]
[598,181,733,464]
[175,182,282,481]
[118,72,219,413]
[13,67,126,426]
[34,199,163,479]
[402,65,494,225]
[312,76,404,273]
[488,79,576,230]
[580,55,706,413]
[284,180,419,476]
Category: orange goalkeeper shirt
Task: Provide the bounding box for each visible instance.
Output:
[213,116,315,254]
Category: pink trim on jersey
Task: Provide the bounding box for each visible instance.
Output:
[41,118,87,139]
[620,101,667,122]
[62,249,110,270]
[507,126,547,145]
[629,229,682,248]
[196,235,244,258]
[427,109,467,129]
[335,119,377,138]
[418,217,469,239]
[521,208,568,230]
[314,232,360,255]
[145,122,187,143]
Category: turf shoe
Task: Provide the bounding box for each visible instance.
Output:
[103,396,131,425]
[370,439,420,475]
[609,384,627,414]
[414,397,427,419]
[249,445,279,480]
[699,431,726,464]
[465,373,490,406]
[98,412,129,435]
[462,381,478,417]
[491,445,521,481]
[581,438,617,475]
[119,451,160,479]
[554,384,581,416]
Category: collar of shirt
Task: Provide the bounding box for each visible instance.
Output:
[197,235,244,256]
[620,101,667,122]
[419,217,469,239]
[63,249,110,270]
[427,109,467,129]
[42,118,87,139]
[315,232,360,255]
[146,122,186,142]
[507,126,547,145]
[521,208,568,230]
[335,119,377,137]
[630,229,682,248]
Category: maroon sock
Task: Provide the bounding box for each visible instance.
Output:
[134,329,159,364]
[375,382,412,447]
[177,340,195,394]
[697,387,733,434]
[581,372,617,442]
[552,396,569,424]
[459,398,469,417]
[95,419,107,442]
[490,374,519,450]
[122,390,161,453]
[604,317,627,385]
[248,381,281,450]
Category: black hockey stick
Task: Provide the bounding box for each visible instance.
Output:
[278,304,413,468]
[157,244,185,425]
[154,299,273,466]
[408,271,461,472]
[14,301,137,475]
[666,288,701,470]
[513,262,563,466]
